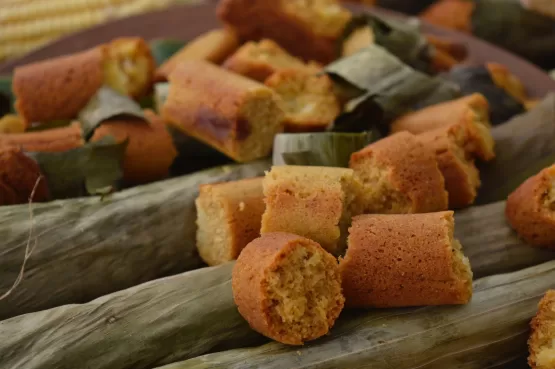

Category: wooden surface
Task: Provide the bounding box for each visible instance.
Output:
[0,2,554,98]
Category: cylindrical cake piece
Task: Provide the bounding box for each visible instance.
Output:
[223,39,319,83]
[90,110,177,184]
[506,165,555,248]
[0,122,84,153]
[232,232,345,345]
[528,290,555,369]
[13,38,154,126]
[260,165,363,255]
[418,124,481,209]
[265,68,340,132]
[339,211,473,308]
[162,60,285,163]
[155,28,240,82]
[217,0,352,63]
[195,177,265,266]
[349,131,448,214]
[0,146,49,205]
[391,94,495,161]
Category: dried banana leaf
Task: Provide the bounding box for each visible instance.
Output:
[160,259,555,369]
[0,160,269,320]
[325,45,460,123]
[476,93,555,204]
[0,198,551,369]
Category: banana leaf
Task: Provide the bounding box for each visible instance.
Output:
[476,93,555,204]
[324,45,460,124]
[0,198,552,369]
[471,0,555,70]
[149,39,188,67]
[0,160,269,320]
[444,65,525,125]
[159,259,555,369]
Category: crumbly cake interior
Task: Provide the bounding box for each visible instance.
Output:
[265,245,342,342]
[236,89,284,161]
[103,39,151,97]
[445,216,473,297]
[196,194,232,265]
[284,0,352,38]
[542,167,555,212]
[248,41,306,69]
[532,295,555,369]
[448,126,481,192]
[352,156,412,214]
[469,109,495,160]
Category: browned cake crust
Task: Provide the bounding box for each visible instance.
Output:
[161,60,284,162]
[419,0,474,33]
[486,62,528,104]
[0,146,50,205]
[0,122,84,153]
[232,232,345,345]
[155,28,240,82]
[418,125,481,209]
[264,68,340,132]
[90,110,177,184]
[339,211,473,308]
[529,290,555,369]
[349,131,449,214]
[13,47,105,126]
[217,0,352,64]
[391,94,495,161]
[506,165,555,248]
[195,177,265,266]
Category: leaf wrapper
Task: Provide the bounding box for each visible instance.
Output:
[476,93,555,204]
[78,86,146,139]
[272,131,379,167]
[28,135,127,198]
[0,160,270,320]
[161,259,555,369]
[325,45,460,123]
[149,39,188,67]
[1,198,552,369]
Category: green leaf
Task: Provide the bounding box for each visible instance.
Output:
[28,135,127,199]
[272,131,380,167]
[0,76,14,116]
[154,82,170,114]
[325,45,460,124]
[149,39,188,66]
[78,86,146,140]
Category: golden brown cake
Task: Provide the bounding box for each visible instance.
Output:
[529,290,555,369]
[0,146,49,205]
[339,211,473,308]
[341,26,375,57]
[232,232,345,345]
[90,110,177,184]
[418,124,481,209]
[264,68,340,132]
[349,131,449,214]
[223,39,321,83]
[0,122,84,153]
[391,94,495,161]
[0,115,25,134]
[486,62,528,104]
[155,28,240,82]
[217,0,352,63]
[162,60,285,163]
[506,165,555,248]
[13,38,154,126]
[419,0,474,33]
[260,165,362,255]
[195,177,265,266]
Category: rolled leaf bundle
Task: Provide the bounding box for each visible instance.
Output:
[476,93,555,204]
[161,259,555,369]
[0,160,269,320]
[0,198,551,369]
[13,38,155,126]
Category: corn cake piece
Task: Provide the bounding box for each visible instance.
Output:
[349,131,449,214]
[195,177,265,266]
[260,165,362,255]
[162,60,285,162]
[506,165,555,249]
[265,68,340,132]
[340,211,473,308]
[342,26,375,57]
[217,0,352,63]
[223,39,321,83]
[392,93,495,161]
[529,290,555,369]
[233,232,345,345]
[155,28,240,81]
